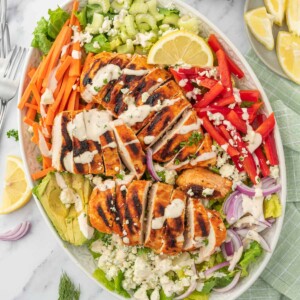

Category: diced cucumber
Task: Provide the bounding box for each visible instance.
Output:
[129,1,148,14]
[119,27,130,43]
[110,37,122,50]
[135,45,148,55]
[111,1,124,12]
[124,15,137,37]
[162,13,180,26]
[136,14,157,29]
[85,13,104,34]
[178,16,200,34]
[88,0,110,14]
[137,22,151,32]
[117,39,134,53]
[147,0,164,21]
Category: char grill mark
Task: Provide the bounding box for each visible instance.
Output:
[132,189,142,216]
[197,213,209,237]
[97,205,110,227]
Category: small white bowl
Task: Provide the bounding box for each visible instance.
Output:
[18,0,286,299]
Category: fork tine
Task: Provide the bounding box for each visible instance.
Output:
[4,23,11,54]
[0,24,4,58]
[10,47,27,80]
[3,45,17,77]
[2,0,7,24]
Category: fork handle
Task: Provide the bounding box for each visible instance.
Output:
[0,101,8,134]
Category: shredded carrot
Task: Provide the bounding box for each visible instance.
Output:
[28,68,37,79]
[58,76,78,112]
[42,156,52,169]
[45,107,56,126]
[32,167,55,181]
[67,90,78,111]
[26,107,37,121]
[54,78,63,99]
[74,93,80,110]
[50,73,69,113]
[23,117,35,126]
[30,83,41,104]
[85,102,94,110]
[25,103,39,111]
[69,42,82,77]
[31,123,40,144]
[55,55,72,81]
[70,0,79,26]
[78,104,85,110]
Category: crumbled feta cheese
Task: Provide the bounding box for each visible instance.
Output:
[202,188,214,197]
[270,165,279,179]
[141,92,150,103]
[41,88,54,105]
[179,79,188,87]
[207,112,224,126]
[133,32,155,48]
[93,41,100,49]
[187,188,194,197]
[121,88,129,94]
[219,163,235,178]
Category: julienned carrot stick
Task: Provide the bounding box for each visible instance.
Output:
[32,167,55,181]
[26,107,37,121]
[45,107,56,126]
[51,73,69,113]
[85,102,94,110]
[55,56,72,81]
[54,78,63,98]
[41,25,72,88]
[30,83,41,104]
[70,0,79,26]
[67,90,77,111]
[69,42,82,77]
[23,117,34,126]
[31,123,40,144]
[25,103,39,111]
[43,156,52,169]
[28,68,37,79]
[59,76,78,112]
[74,93,80,110]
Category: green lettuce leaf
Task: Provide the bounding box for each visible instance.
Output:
[159,289,173,300]
[264,194,282,219]
[47,7,70,39]
[239,241,263,277]
[84,34,111,53]
[185,291,209,300]
[75,7,87,27]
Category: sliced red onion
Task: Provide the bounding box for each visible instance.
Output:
[225,193,244,225]
[235,229,271,252]
[227,229,243,250]
[146,149,162,182]
[213,271,241,293]
[221,240,234,259]
[236,182,281,197]
[267,218,276,224]
[174,263,197,300]
[204,261,230,277]
[233,216,271,231]
[261,177,276,189]
[0,221,31,241]
[223,191,240,214]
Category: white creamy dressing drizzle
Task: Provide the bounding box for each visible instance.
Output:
[102,141,117,149]
[71,50,82,60]
[40,103,47,119]
[38,130,52,158]
[124,139,139,146]
[41,63,60,105]
[71,112,87,141]
[82,64,122,103]
[151,199,185,230]
[228,246,243,271]
[116,174,135,186]
[96,179,116,192]
[63,152,74,173]
[78,212,94,239]
[178,118,202,135]
[242,185,264,220]
[122,69,149,76]
[144,135,155,145]
[190,152,216,166]
[74,150,98,165]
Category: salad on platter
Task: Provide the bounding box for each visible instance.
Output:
[18,0,283,299]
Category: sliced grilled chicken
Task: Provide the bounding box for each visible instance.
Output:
[80,52,117,103]
[138,93,191,149]
[144,182,174,251]
[132,68,172,106]
[152,110,201,162]
[176,167,232,199]
[199,209,226,259]
[52,111,74,172]
[161,188,187,255]
[183,199,210,251]
[165,133,216,171]
[88,179,122,235]
[131,80,183,133]
[106,55,153,116]
[111,120,146,179]
[97,54,132,106]
[123,180,152,245]
[115,174,136,227]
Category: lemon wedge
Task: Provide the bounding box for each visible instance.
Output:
[147,30,213,66]
[245,7,275,51]
[286,0,300,36]
[277,31,300,84]
[0,156,32,214]
[264,0,287,26]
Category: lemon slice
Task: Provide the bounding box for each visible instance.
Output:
[286,0,300,36]
[245,7,275,51]
[277,31,300,84]
[147,30,213,67]
[264,0,287,26]
[0,156,32,214]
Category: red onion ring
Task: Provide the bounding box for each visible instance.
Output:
[225,193,244,225]
[0,221,31,241]
[236,182,281,197]
[213,271,242,293]
[221,240,234,259]
[235,229,271,252]
[223,191,240,214]
[174,263,197,300]
[146,149,162,182]
[204,261,230,277]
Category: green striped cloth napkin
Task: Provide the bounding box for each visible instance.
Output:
[238,50,300,300]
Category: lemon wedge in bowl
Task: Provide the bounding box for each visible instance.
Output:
[286,0,300,36]
[277,31,300,84]
[0,156,32,214]
[264,0,287,26]
[245,7,275,51]
[147,30,213,66]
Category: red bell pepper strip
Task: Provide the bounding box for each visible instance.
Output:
[214,95,235,107]
[248,102,263,123]
[208,34,245,79]
[226,110,248,134]
[216,49,233,97]
[197,77,218,89]
[240,90,260,102]
[194,105,230,117]
[195,83,224,108]
[256,113,275,140]
[219,124,233,142]
[202,116,240,157]
[254,147,270,177]
[175,67,200,75]
[169,69,194,92]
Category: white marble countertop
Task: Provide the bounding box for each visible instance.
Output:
[0,0,250,299]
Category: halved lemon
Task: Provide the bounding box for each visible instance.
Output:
[0,156,32,214]
[245,7,275,51]
[147,30,213,66]
[264,0,287,26]
[286,0,300,36]
[277,31,300,84]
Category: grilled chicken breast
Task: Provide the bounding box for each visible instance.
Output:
[152,110,201,162]
[176,167,232,199]
[123,180,152,245]
[144,182,174,251]
[88,179,122,235]
[183,199,210,251]
[138,93,191,149]
[161,188,187,255]
[111,120,146,179]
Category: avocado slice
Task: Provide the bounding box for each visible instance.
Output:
[33,172,93,246]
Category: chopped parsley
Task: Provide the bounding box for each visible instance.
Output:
[156,171,166,182]
[103,78,108,84]
[94,86,101,92]
[36,155,43,164]
[188,153,197,160]
[116,173,124,180]
[6,129,19,141]
[187,131,202,146]
[203,238,209,246]
[174,159,180,165]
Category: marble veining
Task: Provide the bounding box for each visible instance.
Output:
[0,0,249,299]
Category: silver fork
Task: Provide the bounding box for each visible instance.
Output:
[0,46,27,133]
[0,22,11,59]
[0,0,7,24]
